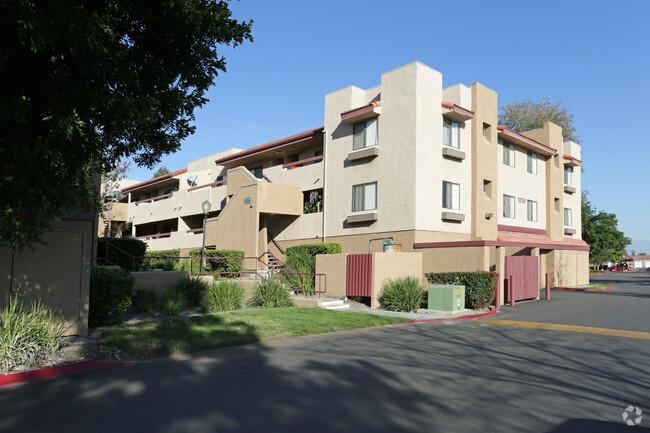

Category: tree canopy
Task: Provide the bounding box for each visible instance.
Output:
[153,166,171,178]
[498,97,580,143]
[581,192,630,267]
[0,1,252,250]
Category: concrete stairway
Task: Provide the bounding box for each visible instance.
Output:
[321,299,350,310]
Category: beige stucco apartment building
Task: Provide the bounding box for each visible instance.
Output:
[123,62,589,303]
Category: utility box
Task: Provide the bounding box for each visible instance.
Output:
[428,285,465,312]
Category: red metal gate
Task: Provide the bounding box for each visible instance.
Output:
[504,256,539,302]
[346,254,372,297]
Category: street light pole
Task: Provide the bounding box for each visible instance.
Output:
[200,200,211,274]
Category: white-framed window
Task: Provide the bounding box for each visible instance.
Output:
[443,118,460,149]
[503,195,515,218]
[564,207,572,226]
[352,182,377,212]
[527,200,538,222]
[442,181,460,210]
[564,166,573,186]
[353,118,378,150]
[527,151,537,174]
[502,141,515,167]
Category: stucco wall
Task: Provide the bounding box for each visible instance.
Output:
[497,143,547,230]
[420,246,490,275]
[315,253,347,299]
[371,252,423,308]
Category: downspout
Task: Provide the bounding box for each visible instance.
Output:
[321,129,327,242]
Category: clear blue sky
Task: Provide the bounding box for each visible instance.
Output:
[126,0,650,246]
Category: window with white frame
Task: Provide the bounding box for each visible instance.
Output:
[564,166,573,186]
[442,181,460,210]
[502,141,515,167]
[527,200,538,222]
[564,207,572,226]
[353,118,378,150]
[503,195,515,218]
[443,118,460,149]
[352,182,377,212]
[527,151,537,174]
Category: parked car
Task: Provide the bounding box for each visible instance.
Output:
[610,264,630,272]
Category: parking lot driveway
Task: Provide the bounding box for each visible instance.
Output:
[493,272,650,333]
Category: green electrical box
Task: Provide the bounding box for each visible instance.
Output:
[428,285,465,312]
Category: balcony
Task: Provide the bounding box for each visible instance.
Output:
[264,159,324,191]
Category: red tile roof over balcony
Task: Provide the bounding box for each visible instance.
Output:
[121,169,187,193]
[215,127,324,166]
[497,125,557,156]
[341,101,382,116]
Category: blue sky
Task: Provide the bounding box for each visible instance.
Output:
[126,0,650,246]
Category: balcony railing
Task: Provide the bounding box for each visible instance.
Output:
[282,155,323,170]
[187,179,227,192]
[134,193,173,205]
[135,232,172,240]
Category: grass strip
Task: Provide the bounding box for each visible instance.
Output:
[101,308,405,358]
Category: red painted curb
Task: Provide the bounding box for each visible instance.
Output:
[394,306,498,326]
[0,360,135,388]
[554,286,612,292]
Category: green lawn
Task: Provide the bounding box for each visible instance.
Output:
[101,308,405,358]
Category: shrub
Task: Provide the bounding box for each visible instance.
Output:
[249,277,295,309]
[173,258,200,273]
[424,271,497,309]
[143,250,180,271]
[132,287,157,312]
[189,249,244,277]
[200,280,245,312]
[96,237,147,270]
[281,242,341,294]
[281,252,316,294]
[171,276,211,305]
[0,297,68,373]
[378,276,424,312]
[162,290,187,316]
[89,267,135,326]
[285,242,342,258]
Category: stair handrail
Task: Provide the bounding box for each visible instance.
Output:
[271,238,286,255]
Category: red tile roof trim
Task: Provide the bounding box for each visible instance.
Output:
[216,127,324,166]
[121,169,188,193]
[497,125,557,156]
[341,101,382,116]
[563,155,582,166]
[441,101,475,119]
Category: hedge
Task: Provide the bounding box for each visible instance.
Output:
[285,242,342,258]
[189,249,244,277]
[143,249,180,271]
[424,271,497,309]
[281,242,341,293]
[97,237,147,270]
[89,266,135,326]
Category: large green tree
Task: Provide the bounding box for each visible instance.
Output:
[581,192,631,267]
[0,1,252,250]
[498,97,580,143]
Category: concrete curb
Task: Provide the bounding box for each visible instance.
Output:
[394,306,498,325]
[554,286,612,292]
[0,360,135,388]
